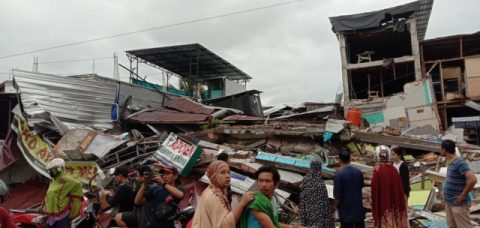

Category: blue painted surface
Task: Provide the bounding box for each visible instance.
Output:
[132,78,191,96]
[362,112,384,124]
[255,152,336,174]
[423,81,432,104]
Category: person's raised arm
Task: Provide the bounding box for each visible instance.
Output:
[134,176,148,205]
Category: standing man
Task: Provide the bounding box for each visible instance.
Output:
[99,166,135,213]
[442,139,477,228]
[333,149,365,228]
[115,165,152,228]
[138,166,184,228]
[239,165,303,228]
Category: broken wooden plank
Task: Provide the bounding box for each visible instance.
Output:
[353,131,480,153]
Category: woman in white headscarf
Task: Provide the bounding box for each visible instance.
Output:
[371,145,408,228]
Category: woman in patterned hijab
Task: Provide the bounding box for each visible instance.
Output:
[371,145,409,228]
[299,160,335,228]
[192,161,254,228]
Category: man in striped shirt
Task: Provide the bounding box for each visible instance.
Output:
[442,139,477,228]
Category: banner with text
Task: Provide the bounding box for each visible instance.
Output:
[154,133,203,176]
[11,114,100,185]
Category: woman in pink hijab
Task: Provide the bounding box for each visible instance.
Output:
[191,161,255,228]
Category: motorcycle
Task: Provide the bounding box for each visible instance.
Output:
[171,206,195,228]
[9,208,47,228]
[72,171,115,228]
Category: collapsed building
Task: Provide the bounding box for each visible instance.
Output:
[329,0,480,144]
[1,0,480,226]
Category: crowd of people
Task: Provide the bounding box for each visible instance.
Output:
[0,139,478,228]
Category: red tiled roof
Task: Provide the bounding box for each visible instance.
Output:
[165,97,215,115]
[129,107,209,124]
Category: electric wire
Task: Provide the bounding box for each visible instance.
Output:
[0,0,302,60]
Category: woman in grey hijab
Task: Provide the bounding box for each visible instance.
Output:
[299,160,335,228]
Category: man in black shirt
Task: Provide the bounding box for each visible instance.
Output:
[100,166,135,213]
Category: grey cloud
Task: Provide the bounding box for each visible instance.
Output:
[1,0,479,106]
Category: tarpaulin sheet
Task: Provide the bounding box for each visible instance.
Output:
[0,130,21,172]
[329,1,419,32]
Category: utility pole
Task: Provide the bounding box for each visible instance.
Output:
[113,52,120,81]
[32,56,39,72]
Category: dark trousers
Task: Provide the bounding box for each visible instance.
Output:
[45,216,69,228]
[340,221,365,228]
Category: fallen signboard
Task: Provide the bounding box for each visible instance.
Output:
[11,114,103,185]
[154,133,203,176]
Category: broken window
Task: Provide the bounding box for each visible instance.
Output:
[349,62,416,99]
[346,27,412,64]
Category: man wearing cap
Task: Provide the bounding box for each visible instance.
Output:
[136,165,184,228]
[99,166,135,213]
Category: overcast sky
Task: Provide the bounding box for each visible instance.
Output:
[0,0,478,106]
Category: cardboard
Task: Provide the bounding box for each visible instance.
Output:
[467,77,480,97]
[465,57,480,77]
[154,133,203,177]
[442,67,461,79]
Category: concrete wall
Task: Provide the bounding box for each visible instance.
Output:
[224,79,246,96]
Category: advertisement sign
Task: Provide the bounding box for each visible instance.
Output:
[154,133,203,176]
[64,161,101,186]
[11,114,101,185]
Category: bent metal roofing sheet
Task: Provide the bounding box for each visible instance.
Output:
[13,70,117,130]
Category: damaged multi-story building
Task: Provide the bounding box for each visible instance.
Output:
[330,0,480,144]
[422,32,480,144]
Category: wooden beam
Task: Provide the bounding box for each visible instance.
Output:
[439,62,446,102]
[460,37,463,57]
[426,62,439,76]
[346,56,414,70]
[424,54,480,64]
[353,131,480,153]
[380,71,384,97]
[420,43,426,77]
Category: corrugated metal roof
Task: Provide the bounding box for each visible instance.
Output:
[165,97,215,115]
[222,114,265,121]
[128,107,209,124]
[13,70,117,130]
[273,105,335,120]
[126,44,252,81]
